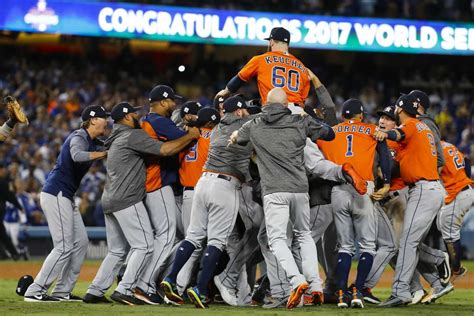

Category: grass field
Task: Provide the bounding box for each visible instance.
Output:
[1,260,473,315]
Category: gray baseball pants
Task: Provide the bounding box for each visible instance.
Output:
[25,192,88,297]
[87,202,153,296]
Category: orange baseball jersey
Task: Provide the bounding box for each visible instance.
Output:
[238,51,310,105]
[317,121,377,181]
[387,139,406,191]
[440,141,473,204]
[396,118,439,184]
[179,128,212,188]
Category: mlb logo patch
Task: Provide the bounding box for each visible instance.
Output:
[163,92,168,98]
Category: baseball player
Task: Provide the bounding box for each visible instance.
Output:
[363,106,450,306]
[375,94,449,307]
[317,99,392,309]
[24,105,108,302]
[175,107,221,294]
[133,86,201,304]
[437,141,473,282]
[229,87,336,309]
[161,95,253,309]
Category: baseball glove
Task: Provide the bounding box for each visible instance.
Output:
[4,96,29,125]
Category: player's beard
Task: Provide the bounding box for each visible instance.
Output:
[133,117,141,129]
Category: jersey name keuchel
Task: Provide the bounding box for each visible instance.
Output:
[264,55,305,71]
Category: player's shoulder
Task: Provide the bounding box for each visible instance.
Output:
[441,140,454,149]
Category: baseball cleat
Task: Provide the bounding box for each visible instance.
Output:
[262,296,288,309]
[336,289,349,308]
[450,266,467,283]
[349,285,364,308]
[421,283,454,304]
[378,295,409,307]
[24,294,60,303]
[342,163,367,195]
[186,287,208,309]
[323,288,339,304]
[110,291,145,306]
[52,293,83,302]
[408,289,426,305]
[437,252,452,287]
[160,279,184,305]
[312,291,324,305]
[133,287,163,305]
[213,276,238,306]
[287,282,309,309]
[83,293,112,304]
[362,287,381,304]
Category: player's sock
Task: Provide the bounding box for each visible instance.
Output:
[335,252,352,291]
[355,252,374,290]
[445,240,462,271]
[196,245,222,296]
[166,240,196,283]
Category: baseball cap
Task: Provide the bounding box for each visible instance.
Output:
[341,99,364,119]
[189,107,221,127]
[149,85,183,102]
[110,102,141,122]
[264,27,291,44]
[377,105,396,121]
[81,105,109,121]
[16,275,34,296]
[214,96,226,109]
[395,94,419,116]
[408,90,430,110]
[223,95,247,113]
[180,101,202,118]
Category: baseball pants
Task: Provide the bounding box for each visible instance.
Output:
[263,192,323,292]
[217,183,262,293]
[391,180,444,301]
[437,187,473,242]
[3,221,20,250]
[25,192,88,297]
[137,185,178,294]
[257,214,291,299]
[332,182,377,256]
[87,202,153,297]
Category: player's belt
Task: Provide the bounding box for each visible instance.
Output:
[461,184,472,192]
[408,179,438,189]
[203,172,233,182]
[183,186,194,191]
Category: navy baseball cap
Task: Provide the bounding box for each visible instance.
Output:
[223,95,247,113]
[180,101,202,118]
[149,85,183,102]
[16,275,33,296]
[341,99,364,119]
[264,27,291,44]
[377,105,396,121]
[110,102,141,122]
[395,94,419,116]
[408,90,430,110]
[214,96,226,109]
[81,105,109,121]
[189,107,221,127]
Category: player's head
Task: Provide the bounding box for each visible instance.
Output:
[81,105,109,137]
[214,96,226,118]
[111,101,142,129]
[377,105,397,131]
[267,87,288,107]
[341,99,364,121]
[149,85,183,117]
[408,90,430,115]
[394,93,419,121]
[265,27,290,52]
[188,107,220,129]
[180,101,202,124]
[223,95,249,118]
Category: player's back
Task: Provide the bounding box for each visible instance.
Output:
[238,51,310,105]
[441,141,473,203]
[318,120,377,181]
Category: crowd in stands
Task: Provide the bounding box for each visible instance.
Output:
[122,0,473,22]
[0,48,472,227]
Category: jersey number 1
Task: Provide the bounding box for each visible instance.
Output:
[345,134,354,157]
[272,66,300,92]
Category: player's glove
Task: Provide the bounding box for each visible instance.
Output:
[4,96,29,125]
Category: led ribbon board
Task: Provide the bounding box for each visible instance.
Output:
[1,0,474,55]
